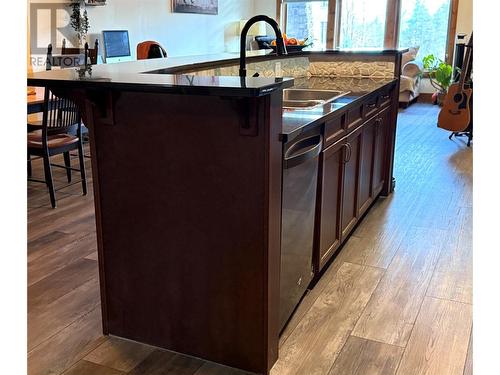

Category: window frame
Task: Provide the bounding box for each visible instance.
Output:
[277,0,459,64]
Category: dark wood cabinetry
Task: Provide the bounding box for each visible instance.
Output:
[340,127,362,240]
[316,140,344,271]
[358,118,376,217]
[314,91,394,274]
[372,107,390,197]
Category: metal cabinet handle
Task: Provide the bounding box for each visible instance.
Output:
[284,135,323,169]
[367,103,377,109]
[375,118,382,134]
[342,144,348,163]
[381,94,390,100]
[343,143,352,163]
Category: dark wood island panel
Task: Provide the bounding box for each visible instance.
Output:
[81,89,285,374]
[28,48,405,374]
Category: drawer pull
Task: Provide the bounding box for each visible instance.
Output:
[375,118,382,134]
[366,103,377,109]
[343,143,352,163]
[381,95,391,100]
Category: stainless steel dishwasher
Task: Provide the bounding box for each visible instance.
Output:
[280,129,323,331]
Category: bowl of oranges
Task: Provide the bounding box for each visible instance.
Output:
[267,34,311,53]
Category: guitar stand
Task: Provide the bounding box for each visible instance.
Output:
[449,130,472,147]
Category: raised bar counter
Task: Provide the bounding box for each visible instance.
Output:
[28,48,404,375]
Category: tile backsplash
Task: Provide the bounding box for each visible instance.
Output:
[308,61,395,78]
[184,56,395,79]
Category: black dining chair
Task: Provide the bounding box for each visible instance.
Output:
[62,38,99,65]
[27,43,55,130]
[28,44,55,131]
[29,43,91,157]
[27,89,87,208]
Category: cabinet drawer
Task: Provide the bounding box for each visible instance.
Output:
[378,89,392,109]
[346,105,363,131]
[324,114,346,147]
[362,95,379,119]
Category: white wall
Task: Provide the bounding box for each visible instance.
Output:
[29,0,256,69]
[254,0,277,19]
[456,0,473,36]
[87,0,255,58]
[253,0,279,34]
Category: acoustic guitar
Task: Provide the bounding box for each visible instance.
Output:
[438,33,473,132]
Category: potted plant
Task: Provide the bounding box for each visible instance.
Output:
[422,54,453,106]
[69,0,90,47]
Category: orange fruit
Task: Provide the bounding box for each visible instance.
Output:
[288,38,298,46]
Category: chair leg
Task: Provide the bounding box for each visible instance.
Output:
[63,152,72,182]
[43,153,57,208]
[28,153,32,178]
[77,142,87,196]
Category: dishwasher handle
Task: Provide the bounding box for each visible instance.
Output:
[284,135,323,169]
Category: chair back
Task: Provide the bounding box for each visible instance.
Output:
[41,89,82,138]
[85,40,99,65]
[61,38,81,55]
[46,44,53,71]
[62,39,99,65]
[137,41,167,60]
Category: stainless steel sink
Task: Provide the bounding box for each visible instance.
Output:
[283,89,350,110]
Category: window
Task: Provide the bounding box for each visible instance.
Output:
[279,0,456,61]
[398,0,451,62]
[284,1,329,49]
[338,0,388,48]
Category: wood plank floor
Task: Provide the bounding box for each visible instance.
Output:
[27,103,473,375]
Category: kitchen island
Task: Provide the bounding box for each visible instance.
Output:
[28,48,404,375]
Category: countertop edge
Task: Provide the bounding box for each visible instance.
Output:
[26,76,295,98]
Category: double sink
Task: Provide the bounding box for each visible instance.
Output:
[283,88,349,110]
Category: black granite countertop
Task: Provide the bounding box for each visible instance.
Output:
[281,77,397,141]
[27,65,294,98]
[27,48,405,97]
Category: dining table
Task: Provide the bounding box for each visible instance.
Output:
[27,87,45,114]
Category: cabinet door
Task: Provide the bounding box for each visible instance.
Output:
[372,108,390,196]
[358,119,376,216]
[316,139,345,271]
[341,127,362,241]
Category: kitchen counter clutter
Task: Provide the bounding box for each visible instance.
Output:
[27,48,403,375]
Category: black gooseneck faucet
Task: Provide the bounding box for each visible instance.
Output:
[239,15,287,77]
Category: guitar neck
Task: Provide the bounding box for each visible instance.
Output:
[458,33,473,90]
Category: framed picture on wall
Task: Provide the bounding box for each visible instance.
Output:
[172,0,218,15]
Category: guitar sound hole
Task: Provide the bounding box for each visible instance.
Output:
[453,93,463,103]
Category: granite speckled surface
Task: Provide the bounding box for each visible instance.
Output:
[28,49,405,95]
[28,49,402,136]
[27,68,294,97]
